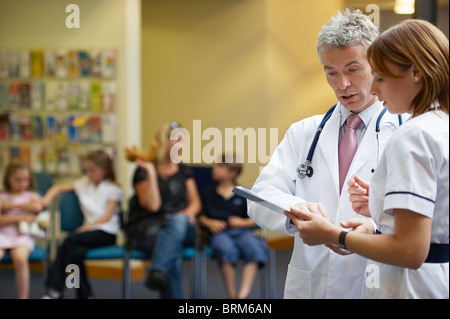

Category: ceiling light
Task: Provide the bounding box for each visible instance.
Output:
[394,0,415,14]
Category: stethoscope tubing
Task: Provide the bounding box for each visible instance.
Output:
[297,104,402,179]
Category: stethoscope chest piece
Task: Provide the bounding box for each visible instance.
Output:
[297,161,314,179]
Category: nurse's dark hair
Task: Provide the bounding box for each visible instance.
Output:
[86,149,116,182]
[367,19,449,117]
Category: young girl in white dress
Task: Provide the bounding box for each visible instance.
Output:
[41,149,123,299]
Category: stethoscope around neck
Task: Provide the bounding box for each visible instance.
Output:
[296,104,403,179]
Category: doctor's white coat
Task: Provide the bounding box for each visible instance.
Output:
[248,101,402,299]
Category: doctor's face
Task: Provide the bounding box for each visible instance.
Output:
[320,45,378,113]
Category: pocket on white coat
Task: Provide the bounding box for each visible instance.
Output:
[284,264,311,299]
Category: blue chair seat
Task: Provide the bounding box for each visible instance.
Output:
[128,247,197,260]
[1,245,47,263]
[182,247,197,259]
[85,245,125,260]
[203,246,214,258]
[129,249,147,259]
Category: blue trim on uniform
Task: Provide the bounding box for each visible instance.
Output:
[425,244,449,263]
[385,191,435,204]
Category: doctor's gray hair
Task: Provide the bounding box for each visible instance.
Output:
[317,8,379,59]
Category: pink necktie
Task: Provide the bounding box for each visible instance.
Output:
[338,114,362,193]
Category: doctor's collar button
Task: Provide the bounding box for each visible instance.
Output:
[371,168,375,173]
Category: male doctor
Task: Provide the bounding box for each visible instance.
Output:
[248,8,404,299]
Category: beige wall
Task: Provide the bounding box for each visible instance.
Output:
[265,1,343,134]
[141,0,342,188]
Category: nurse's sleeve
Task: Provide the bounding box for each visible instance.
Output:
[382,126,440,218]
[248,123,304,235]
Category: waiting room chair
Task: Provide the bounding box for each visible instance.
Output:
[33,172,53,196]
[0,245,48,263]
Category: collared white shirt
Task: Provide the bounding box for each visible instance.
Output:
[339,101,380,144]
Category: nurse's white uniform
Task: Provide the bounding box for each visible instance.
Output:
[366,110,449,299]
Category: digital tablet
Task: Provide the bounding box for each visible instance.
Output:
[232,185,291,214]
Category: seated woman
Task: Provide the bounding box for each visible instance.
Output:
[125,121,201,299]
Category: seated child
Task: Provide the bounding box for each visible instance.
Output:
[40,149,123,299]
[0,157,45,299]
[199,153,269,299]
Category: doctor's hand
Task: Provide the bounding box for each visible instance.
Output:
[288,202,331,221]
[285,206,339,246]
[348,174,371,217]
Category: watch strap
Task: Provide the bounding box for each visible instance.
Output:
[339,229,350,251]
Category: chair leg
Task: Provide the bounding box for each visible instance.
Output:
[260,249,277,299]
[260,261,268,299]
[193,251,200,299]
[198,248,207,299]
[122,249,131,299]
[190,255,195,299]
[269,250,277,299]
[44,241,50,283]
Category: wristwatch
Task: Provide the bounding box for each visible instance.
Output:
[338,229,351,254]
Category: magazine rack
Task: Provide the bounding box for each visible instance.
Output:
[0,48,118,183]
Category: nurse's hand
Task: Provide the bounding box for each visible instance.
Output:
[285,206,339,246]
[340,218,374,234]
[348,174,371,217]
[324,218,374,255]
